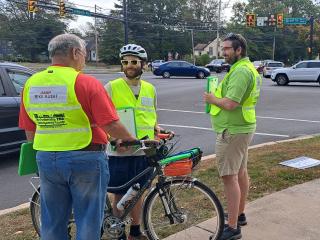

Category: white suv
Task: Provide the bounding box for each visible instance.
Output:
[271,60,320,86]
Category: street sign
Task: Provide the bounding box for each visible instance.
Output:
[70,8,91,16]
[284,18,307,25]
[257,17,268,26]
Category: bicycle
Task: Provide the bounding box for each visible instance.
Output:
[29,136,224,240]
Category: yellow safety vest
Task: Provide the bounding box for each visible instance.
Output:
[110,78,156,139]
[23,66,92,151]
[210,58,262,123]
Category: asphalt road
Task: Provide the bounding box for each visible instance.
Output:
[1,72,320,210]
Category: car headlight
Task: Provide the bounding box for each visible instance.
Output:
[205,68,210,72]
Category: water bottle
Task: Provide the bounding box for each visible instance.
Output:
[117,183,140,211]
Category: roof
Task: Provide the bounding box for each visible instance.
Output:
[0,62,35,72]
[194,43,208,51]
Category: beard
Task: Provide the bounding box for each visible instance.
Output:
[225,54,240,65]
[124,67,143,79]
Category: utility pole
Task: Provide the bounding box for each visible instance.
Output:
[123,0,128,44]
[272,27,276,60]
[216,0,222,59]
[94,4,98,65]
[190,29,195,65]
[309,15,314,60]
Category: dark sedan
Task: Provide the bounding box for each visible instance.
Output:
[205,59,230,73]
[153,61,210,79]
[0,62,34,155]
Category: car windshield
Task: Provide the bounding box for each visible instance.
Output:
[268,62,283,67]
[253,61,262,66]
[212,59,224,64]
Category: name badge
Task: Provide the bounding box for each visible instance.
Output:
[30,86,67,104]
[141,97,153,106]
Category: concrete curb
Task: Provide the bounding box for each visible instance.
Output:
[0,203,29,216]
[0,134,318,216]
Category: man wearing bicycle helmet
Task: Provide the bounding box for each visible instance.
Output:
[105,44,168,240]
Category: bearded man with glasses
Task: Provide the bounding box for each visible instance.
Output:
[104,44,171,240]
[204,33,262,240]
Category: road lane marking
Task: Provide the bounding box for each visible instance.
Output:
[159,124,289,138]
[158,108,320,123]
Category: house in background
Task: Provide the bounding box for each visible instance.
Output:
[85,37,98,62]
[194,38,223,58]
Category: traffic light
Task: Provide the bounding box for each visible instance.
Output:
[277,13,284,28]
[246,13,256,27]
[28,0,38,13]
[59,0,66,17]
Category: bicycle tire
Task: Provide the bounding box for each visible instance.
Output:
[30,188,77,240]
[143,178,224,240]
[30,187,41,237]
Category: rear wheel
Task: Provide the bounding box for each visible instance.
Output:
[197,71,205,79]
[30,188,76,239]
[163,71,170,78]
[275,74,289,86]
[30,188,41,237]
[143,179,224,240]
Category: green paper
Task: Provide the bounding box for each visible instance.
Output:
[205,76,219,113]
[18,142,38,176]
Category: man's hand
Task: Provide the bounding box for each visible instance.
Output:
[203,92,216,105]
[114,139,131,153]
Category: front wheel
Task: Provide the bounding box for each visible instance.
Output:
[143,179,224,240]
[275,74,289,86]
[162,71,170,78]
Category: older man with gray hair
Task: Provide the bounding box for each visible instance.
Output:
[19,33,136,240]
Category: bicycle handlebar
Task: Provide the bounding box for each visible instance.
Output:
[110,139,160,148]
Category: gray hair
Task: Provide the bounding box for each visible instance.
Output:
[48,33,86,58]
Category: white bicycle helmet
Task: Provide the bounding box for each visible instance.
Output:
[119,44,148,61]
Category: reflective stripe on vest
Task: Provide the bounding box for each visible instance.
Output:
[23,66,92,151]
[110,78,156,139]
[210,58,262,123]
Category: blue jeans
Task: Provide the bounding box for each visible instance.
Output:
[36,150,109,240]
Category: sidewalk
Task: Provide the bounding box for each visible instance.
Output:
[241,178,320,240]
[165,178,320,240]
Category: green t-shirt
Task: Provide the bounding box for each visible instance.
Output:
[211,57,256,134]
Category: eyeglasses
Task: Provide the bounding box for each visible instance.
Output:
[121,60,142,66]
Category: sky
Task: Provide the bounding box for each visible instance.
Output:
[68,0,240,30]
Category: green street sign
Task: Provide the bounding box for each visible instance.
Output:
[284,18,307,25]
[70,8,91,16]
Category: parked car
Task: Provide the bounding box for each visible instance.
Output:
[271,60,320,86]
[153,61,210,79]
[263,61,284,78]
[252,60,264,74]
[205,59,230,73]
[150,60,165,71]
[0,62,34,155]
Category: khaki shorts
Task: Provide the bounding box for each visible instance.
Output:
[215,130,254,177]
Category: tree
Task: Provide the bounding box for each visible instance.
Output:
[0,0,69,61]
[98,0,221,63]
[227,0,320,63]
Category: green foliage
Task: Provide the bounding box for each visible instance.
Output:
[0,0,71,62]
[195,54,211,66]
[227,0,320,64]
[98,0,220,64]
